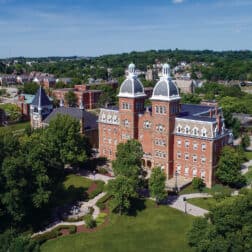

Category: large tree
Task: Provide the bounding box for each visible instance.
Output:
[216,146,246,188]
[108,176,137,215]
[44,114,90,168]
[188,192,252,252]
[112,139,143,181]
[149,167,166,203]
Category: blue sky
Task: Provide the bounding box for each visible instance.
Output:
[0,0,251,57]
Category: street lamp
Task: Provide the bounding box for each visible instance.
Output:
[174,170,178,193]
[93,170,96,180]
[183,197,187,214]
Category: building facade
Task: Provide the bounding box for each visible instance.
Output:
[52,85,102,109]
[30,86,99,148]
[98,63,231,188]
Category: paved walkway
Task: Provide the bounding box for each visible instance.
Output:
[241,160,252,175]
[32,192,106,237]
[166,193,212,217]
[78,170,114,184]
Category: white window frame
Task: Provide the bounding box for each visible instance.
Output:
[193,143,198,150]
[202,143,206,151]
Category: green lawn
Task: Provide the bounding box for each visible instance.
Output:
[41,200,194,252]
[245,151,252,161]
[0,121,30,134]
[179,183,233,196]
[245,166,252,185]
[187,197,217,210]
[63,174,93,189]
[53,174,104,207]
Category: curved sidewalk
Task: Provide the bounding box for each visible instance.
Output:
[32,192,106,237]
[166,193,211,217]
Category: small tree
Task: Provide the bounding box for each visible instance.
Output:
[241,134,250,150]
[149,167,166,203]
[83,214,96,229]
[216,146,246,188]
[64,91,77,107]
[192,177,205,192]
[108,176,137,215]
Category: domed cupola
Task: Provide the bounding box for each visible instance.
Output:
[118,63,146,98]
[151,63,180,101]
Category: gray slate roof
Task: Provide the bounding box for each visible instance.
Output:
[153,80,179,97]
[177,104,217,122]
[120,78,144,94]
[43,107,98,130]
[31,86,52,107]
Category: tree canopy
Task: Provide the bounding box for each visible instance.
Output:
[216,146,246,188]
[149,167,166,203]
[188,191,252,252]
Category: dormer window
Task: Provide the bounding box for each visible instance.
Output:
[185,126,190,134]
[102,113,106,121]
[107,114,112,123]
[177,125,182,133]
[193,127,198,136]
[201,128,207,137]
[113,115,118,123]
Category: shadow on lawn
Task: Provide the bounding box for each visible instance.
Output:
[128,198,147,217]
[54,184,89,207]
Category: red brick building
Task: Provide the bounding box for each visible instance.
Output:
[52,85,102,109]
[98,64,232,188]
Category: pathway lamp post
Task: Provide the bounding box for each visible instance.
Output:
[175,170,178,193]
[183,197,187,214]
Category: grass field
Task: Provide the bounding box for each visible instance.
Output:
[41,200,194,252]
[245,166,252,185]
[0,121,30,134]
[179,183,233,196]
[63,174,93,189]
[245,151,252,161]
[54,174,104,207]
[187,197,217,210]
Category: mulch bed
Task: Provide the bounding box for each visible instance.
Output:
[76,205,110,234]
[60,229,70,236]
[87,182,98,194]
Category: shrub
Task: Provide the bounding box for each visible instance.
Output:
[83,214,96,229]
[64,216,84,222]
[97,167,108,175]
[88,181,105,199]
[96,193,111,210]
[239,187,249,195]
[192,177,205,191]
[68,226,77,234]
[96,212,107,226]
[33,225,77,244]
[33,230,59,244]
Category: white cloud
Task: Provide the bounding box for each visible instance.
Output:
[172,0,185,4]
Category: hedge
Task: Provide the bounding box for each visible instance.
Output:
[33,225,77,244]
[96,193,111,210]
